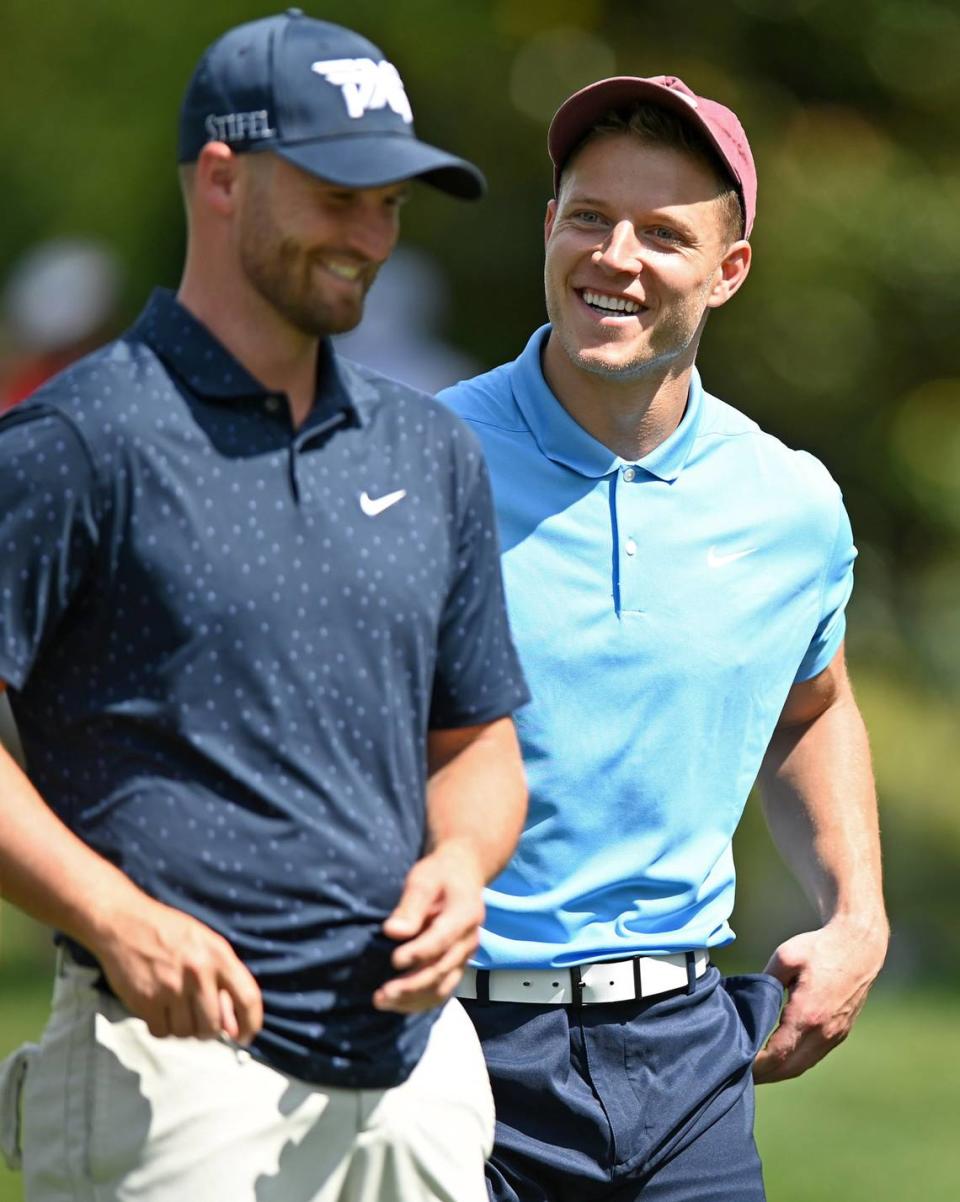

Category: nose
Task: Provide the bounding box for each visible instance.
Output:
[593,220,642,274]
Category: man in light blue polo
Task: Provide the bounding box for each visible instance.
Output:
[439,75,888,1201]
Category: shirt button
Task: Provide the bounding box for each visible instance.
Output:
[625,538,637,556]
[264,396,281,415]
[623,467,636,482]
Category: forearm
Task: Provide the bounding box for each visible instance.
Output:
[0,740,153,953]
[0,737,262,1038]
[758,692,887,941]
[374,716,526,1011]
[752,649,887,1080]
[425,716,528,882]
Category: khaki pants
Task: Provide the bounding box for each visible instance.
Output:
[1,961,494,1202]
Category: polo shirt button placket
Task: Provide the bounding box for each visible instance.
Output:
[290,438,323,513]
[618,464,644,613]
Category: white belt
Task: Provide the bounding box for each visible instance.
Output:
[456,950,709,1006]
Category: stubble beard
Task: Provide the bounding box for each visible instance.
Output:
[237,193,372,339]
[545,274,712,383]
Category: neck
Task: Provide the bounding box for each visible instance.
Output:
[177,258,319,428]
[541,333,695,461]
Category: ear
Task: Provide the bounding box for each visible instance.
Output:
[706,240,752,310]
[544,198,558,248]
[192,141,242,218]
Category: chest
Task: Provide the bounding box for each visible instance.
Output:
[107,408,455,655]
[499,467,821,686]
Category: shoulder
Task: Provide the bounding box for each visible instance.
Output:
[437,362,527,434]
[696,388,843,518]
[338,356,489,473]
[11,331,168,457]
[30,329,164,407]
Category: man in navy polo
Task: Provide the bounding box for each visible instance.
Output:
[440,77,888,1200]
[0,12,528,1202]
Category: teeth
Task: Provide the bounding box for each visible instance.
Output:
[583,290,640,314]
[322,260,363,281]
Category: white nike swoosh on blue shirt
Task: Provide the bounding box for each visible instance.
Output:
[360,489,407,517]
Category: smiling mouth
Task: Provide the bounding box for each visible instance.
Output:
[578,288,644,316]
[317,258,367,283]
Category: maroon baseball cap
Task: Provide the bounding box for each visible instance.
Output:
[547,75,756,236]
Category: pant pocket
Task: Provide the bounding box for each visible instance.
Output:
[722,973,786,1053]
[0,1043,38,1170]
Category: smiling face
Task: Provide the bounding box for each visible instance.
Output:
[234,153,407,337]
[544,132,749,384]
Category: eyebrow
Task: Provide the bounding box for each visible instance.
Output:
[561,194,608,210]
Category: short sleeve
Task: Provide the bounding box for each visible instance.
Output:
[429,446,529,728]
[794,492,856,683]
[0,406,101,689]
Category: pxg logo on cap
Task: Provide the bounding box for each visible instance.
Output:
[311,58,413,123]
[178,10,485,199]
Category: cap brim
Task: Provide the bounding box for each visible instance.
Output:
[548,77,737,195]
[276,134,486,200]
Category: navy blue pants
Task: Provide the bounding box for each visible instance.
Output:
[462,968,784,1202]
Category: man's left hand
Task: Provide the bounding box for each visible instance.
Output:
[373,839,485,1013]
[752,918,887,1083]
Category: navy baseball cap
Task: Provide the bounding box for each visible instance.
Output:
[178,9,485,200]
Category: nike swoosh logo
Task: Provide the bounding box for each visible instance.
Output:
[360,488,407,517]
[707,546,758,568]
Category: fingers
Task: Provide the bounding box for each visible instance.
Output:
[220,962,263,1045]
[376,851,485,1013]
[176,951,261,1043]
[754,1020,840,1083]
[142,1008,172,1039]
[382,866,443,943]
[373,930,478,1013]
[753,1018,805,1083]
[381,964,466,1014]
[760,948,797,991]
[218,989,239,1041]
[135,968,261,1043]
[390,891,482,970]
[182,964,229,1040]
[167,995,200,1040]
[97,901,263,1044]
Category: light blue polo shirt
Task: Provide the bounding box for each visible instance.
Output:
[439,326,855,968]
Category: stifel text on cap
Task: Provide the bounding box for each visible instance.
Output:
[204,110,276,144]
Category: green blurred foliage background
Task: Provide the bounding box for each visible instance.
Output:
[1,1,958,1198]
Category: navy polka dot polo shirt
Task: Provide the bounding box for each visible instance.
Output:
[0,289,529,1088]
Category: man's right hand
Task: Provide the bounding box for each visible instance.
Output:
[91,896,264,1043]
[0,704,264,1045]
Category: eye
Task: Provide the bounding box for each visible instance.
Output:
[570,209,605,226]
[648,225,682,243]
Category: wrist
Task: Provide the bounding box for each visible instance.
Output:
[69,869,152,961]
[823,907,889,950]
[426,836,486,882]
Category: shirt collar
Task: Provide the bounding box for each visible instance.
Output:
[510,324,704,482]
[131,288,365,424]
